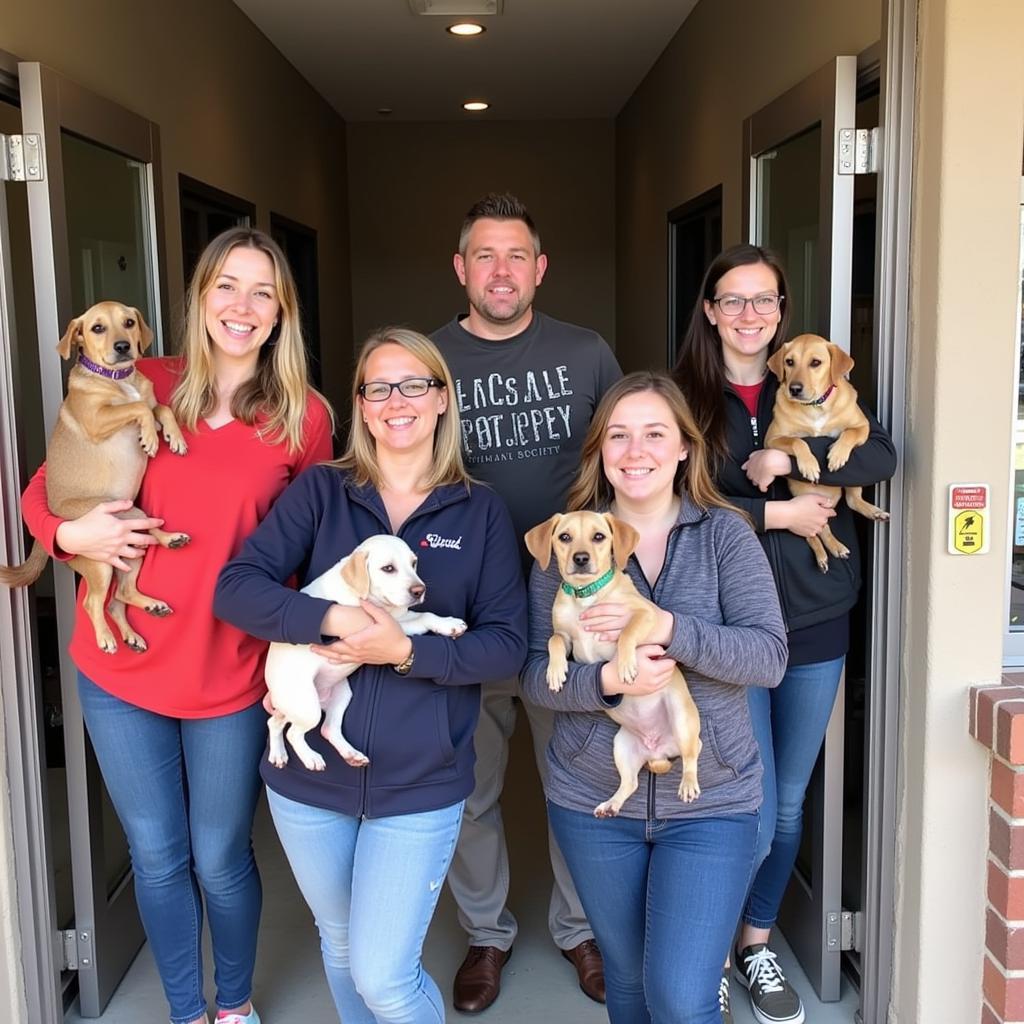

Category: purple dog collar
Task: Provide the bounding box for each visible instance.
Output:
[799,383,835,406]
[78,352,134,381]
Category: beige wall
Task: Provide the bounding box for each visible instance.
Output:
[614,0,881,371]
[0,0,353,409]
[896,0,1024,1020]
[345,120,615,351]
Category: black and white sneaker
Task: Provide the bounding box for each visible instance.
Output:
[735,943,805,1024]
[718,970,734,1023]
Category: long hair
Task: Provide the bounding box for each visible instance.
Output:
[565,371,741,518]
[331,327,470,491]
[671,244,790,467]
[171,227,330,450]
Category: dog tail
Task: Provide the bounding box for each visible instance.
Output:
[647,758,673,775]
[0,541,50,589]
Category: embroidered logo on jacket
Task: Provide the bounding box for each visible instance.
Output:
[420,533,463,550]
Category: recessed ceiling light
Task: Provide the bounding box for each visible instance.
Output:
[463,101,489,112]
[447,22,485,36]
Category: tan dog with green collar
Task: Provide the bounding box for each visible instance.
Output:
[526,510,701,817]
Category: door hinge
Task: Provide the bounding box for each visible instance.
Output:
[59,928,94,971]
[838,127,880,175]
[0,133,44,182]
[825,909,862,952]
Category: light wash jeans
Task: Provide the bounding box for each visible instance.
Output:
[77,673,266,1024]
[549,802,759,1024]
[744,655,845,928]
[267,788,464,1023]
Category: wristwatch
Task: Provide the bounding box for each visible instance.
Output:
[393,646,415,676]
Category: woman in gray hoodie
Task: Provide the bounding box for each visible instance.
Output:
[522,372,787,1024]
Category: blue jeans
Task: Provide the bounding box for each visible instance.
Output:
[77,673,266,1024]
[548,802,759,1024]
[744,656,845,928]
[266,788,464,1024]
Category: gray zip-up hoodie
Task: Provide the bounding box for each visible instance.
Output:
[521,497,787,820]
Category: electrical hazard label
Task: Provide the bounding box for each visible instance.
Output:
[948,483,990,554]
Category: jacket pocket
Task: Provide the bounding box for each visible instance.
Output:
[696,713,742,790]
[550,717,600,769]
[433,689,456,768]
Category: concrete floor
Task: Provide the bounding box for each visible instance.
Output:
[66,716,860,1023]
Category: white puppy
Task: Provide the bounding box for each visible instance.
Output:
[265,534,467,771]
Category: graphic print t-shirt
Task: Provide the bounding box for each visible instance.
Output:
[432,311,621,560]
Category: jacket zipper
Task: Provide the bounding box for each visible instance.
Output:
[346,485,467,817]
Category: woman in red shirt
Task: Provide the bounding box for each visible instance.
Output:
[21,228,333,1024]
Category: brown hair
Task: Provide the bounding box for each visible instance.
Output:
[171,227,331,450]
[671,244,790,467]
[566,371,743,519]
[458,192,541,256]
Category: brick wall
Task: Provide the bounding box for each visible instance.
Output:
[971,679,1024,1023]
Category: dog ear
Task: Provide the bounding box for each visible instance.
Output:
[340,550,371,599]
[57,317,83,360]
[828,344,855,385]
[134,308,154,352]
[524,515,561,571]
[766,344,787,382]
[608,515,640,569]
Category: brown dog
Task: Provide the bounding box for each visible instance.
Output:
[764,333,889,572]
[525,510,702,817]
[0,301,189,653]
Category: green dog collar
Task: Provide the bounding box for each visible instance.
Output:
[560,567,616,599]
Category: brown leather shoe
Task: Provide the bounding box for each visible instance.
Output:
[453,945,512,1013]
[561,939,606,1004]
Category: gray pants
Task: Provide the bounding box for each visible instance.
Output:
[447,675,593,951]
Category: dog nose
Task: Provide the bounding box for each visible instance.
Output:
[113,340,131,356]
[788,382,803,396]
[409,583,425,601]
[572,551,590,568]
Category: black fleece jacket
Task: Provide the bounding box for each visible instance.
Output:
[718,376,897,634]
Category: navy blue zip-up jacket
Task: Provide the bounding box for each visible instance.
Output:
[213,464,528,818]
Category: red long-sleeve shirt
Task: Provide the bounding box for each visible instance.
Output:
[21,357,333,718]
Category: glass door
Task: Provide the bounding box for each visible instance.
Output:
[743,54,858,1002]
[18,61,166,1016]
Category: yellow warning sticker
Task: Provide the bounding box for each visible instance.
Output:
[953,509,984,554]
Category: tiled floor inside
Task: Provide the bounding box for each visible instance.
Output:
[66,717,860,1023]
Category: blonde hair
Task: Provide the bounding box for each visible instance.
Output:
[566,371,744,519]
[331,327,470,491]
[171,227,331,450]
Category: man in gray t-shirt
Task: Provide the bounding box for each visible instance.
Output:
[432,193,621,1014]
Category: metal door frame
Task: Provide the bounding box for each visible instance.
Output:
[742,54,857,1002]
[18,60,167,1016]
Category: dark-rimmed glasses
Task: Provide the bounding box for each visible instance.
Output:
[358,377,445,402]
[712,293,783,316]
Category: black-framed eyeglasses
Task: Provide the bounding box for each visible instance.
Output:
[712,293,784,316]
[358,377,445,402]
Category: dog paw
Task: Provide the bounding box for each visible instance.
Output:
[97,632,118,654]
[618,657,639,685]
[546,664,567,691]
[797,457,821,483]
[593,800,621,818]
[139,431,159,457]
[343,752,370,768]
[123,633,148,653]
[678,775,700,803]
[873,510,890,521]
[268,751,289,768]
[164,431,188,455]
[166,533,190,548]
[816,557,830,573]
[435,617,467,637]
[298,751,327,771]
[144,601,173,617]
[827,450,851,472]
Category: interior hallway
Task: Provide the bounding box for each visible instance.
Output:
[63,718,859,1023]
